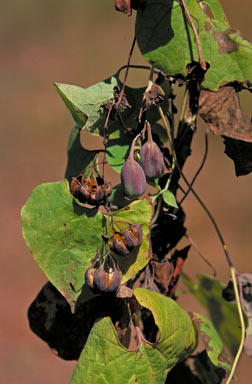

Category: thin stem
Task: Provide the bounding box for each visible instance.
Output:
[151,102,176,226]
[115,36,136,111]
[158,105,233,267]
[184,233,216,276]
[179,0,206,70]
[179,128,209,205]
[226,268,246,384]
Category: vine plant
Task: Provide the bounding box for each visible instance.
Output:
[21,1,252,383]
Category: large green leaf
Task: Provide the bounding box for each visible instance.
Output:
[71,289,196,384]
[21,181,152,310]
[21,180,104,311]
[182,273,241,356]
[135,0,252,90]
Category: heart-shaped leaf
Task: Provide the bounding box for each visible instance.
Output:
[21,181,152,310]
[71,289,196,384]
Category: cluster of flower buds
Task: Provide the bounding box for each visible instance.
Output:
[85,255,121,294]
[106,221,143,256]
[120,122,164,198]
[70,169,112,206]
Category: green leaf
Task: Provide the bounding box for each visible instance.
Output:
[191,312,231,373]
[161,189,178,208]
[134,288,197,369]
[21,180,104,311]
[55,73,171,173]
[65,125,99,181]
[21,182,153,310]
[71,289,196,384]
[135,0,252,90]
[111,200,153,285]
[182,273,241,356]
[53,76,118,132]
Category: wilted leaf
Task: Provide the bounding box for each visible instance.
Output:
[114,0,132,16]
[135,0,252,90]
[182,274,241,356]
[239,274,252,356]
[223,273,252,357]
[223,136,252,176]
[191,312,231,374]
[71,289,196,384]
[28,282,89,360]
[65,125,99,181]
[199,87,252,142]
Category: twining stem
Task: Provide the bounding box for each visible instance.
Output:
[184,233,216,276]
[179,128,209,205]
[150,90,175,225]
[115,36,136,111]
[159,104,246,382]
[179,0,206,70]
[226,268,246,384]
[159,105,233,267]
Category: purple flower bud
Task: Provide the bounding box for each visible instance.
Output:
[140,122,164,178]
[121,135,146,198]
[93,265,121,294]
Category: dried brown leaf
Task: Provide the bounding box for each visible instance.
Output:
[114,0,132,16]
[150,258,174,295]
[199,87,252,143]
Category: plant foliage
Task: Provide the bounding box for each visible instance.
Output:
[22,1,252,383]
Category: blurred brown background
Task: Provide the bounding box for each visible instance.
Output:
[0,1,251,383]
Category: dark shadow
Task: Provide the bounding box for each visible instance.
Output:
[181,5,194,63]
[72,199,98,217]
[65,125,98,182]
[136,0,175,54]
[136,0,196,65]
[112,246,141,275]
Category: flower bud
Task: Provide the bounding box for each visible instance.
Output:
[140,122,164,178]
[108,223,143,256]
[110,232,130,256]
[93,265,121,294]
[70,172,112,206]
[121,135,146,198]
[122,224,142,250]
